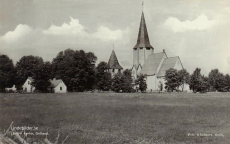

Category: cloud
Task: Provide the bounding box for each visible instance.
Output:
[1,24,32,42]
[0,17,130,64]
[42,17,126,42]
[164,14,216,32]
[43,17,87,36]
[92,26,123,41]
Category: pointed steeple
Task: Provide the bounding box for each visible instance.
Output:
[108,50,123,69]
[133,12,153,49]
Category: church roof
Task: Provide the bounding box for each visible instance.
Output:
[157,57,179,77]
[140,52,165,75]
[133,12,153,49]
[108,50,123,69]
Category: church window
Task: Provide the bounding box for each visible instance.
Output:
[60,87,62,90]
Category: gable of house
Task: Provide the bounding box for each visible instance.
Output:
[22,77,35,92]
[49,78,67,93]
[157,57,182,77]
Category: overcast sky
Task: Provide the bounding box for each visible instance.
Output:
[0,0,230,75]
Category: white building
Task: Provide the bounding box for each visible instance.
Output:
[22,77,35,92]
[131,11,190,92]
[5,85,17,92]
[48,78,67,93]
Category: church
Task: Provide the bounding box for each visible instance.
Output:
[131,10,190,92]
[107,9,190,92]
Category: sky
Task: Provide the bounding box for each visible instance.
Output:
[0,0,230,75]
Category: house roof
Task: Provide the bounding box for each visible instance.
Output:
[133,12,153,49]
[28,77,34,82]
[49,79,63,88]
[140,52,165,75]
[108,50,123,69]
[157,57,179,77]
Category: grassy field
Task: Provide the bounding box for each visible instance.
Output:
[0,92,230,144]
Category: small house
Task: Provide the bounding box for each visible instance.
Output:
[48,78,67,93]
[22,77,35,92]
[5,85,17,92]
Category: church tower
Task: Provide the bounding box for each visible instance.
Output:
[108,49,123,77]
[132,9,154,76]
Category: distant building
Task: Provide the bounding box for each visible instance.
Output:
[131,11,190,92]
[22,77,35,92]
[5,85,17,92]
[108,50,123,77]
[48,78,67,93]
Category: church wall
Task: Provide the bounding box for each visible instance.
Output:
[133,49,137,67]
[136,66,142,75]
[156,77,166,91]
[183,84,192,92]
[146,75,157,91]
[139,48,145,67]
[131,67,137,80]
[133,48,140,68]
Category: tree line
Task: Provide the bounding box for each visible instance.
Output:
[165,68,230,92]
[0,49,135,93]
[0,49,229,93]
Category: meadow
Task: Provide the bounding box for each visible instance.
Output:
[0,92,230,144]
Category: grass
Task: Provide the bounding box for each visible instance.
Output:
[0,92,230,144]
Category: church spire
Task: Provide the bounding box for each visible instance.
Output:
[133,8,153,49]
[108,49,123,70]
[142,2,144,13]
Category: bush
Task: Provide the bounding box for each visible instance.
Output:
[17,90,25,94]
[5,89,15,93]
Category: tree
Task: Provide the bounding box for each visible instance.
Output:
[96,61,112,91]
[178,69,190,92]
[31,62,52,92]
[208,69,228,92]
[15,55,44,89]
[52,49,97,92]
[135,74,147,92]
[201,76,210,92]
[0,55,15,92]
[111,72,123,92]
[225,74,230,91]
[121,69,133,92]
[190,68,201,92]
[190,68,208,92]
[208,69,220,91]
[164,68,180,92]
[215,73,227,92]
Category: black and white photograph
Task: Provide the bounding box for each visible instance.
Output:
[0,0,230,143]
